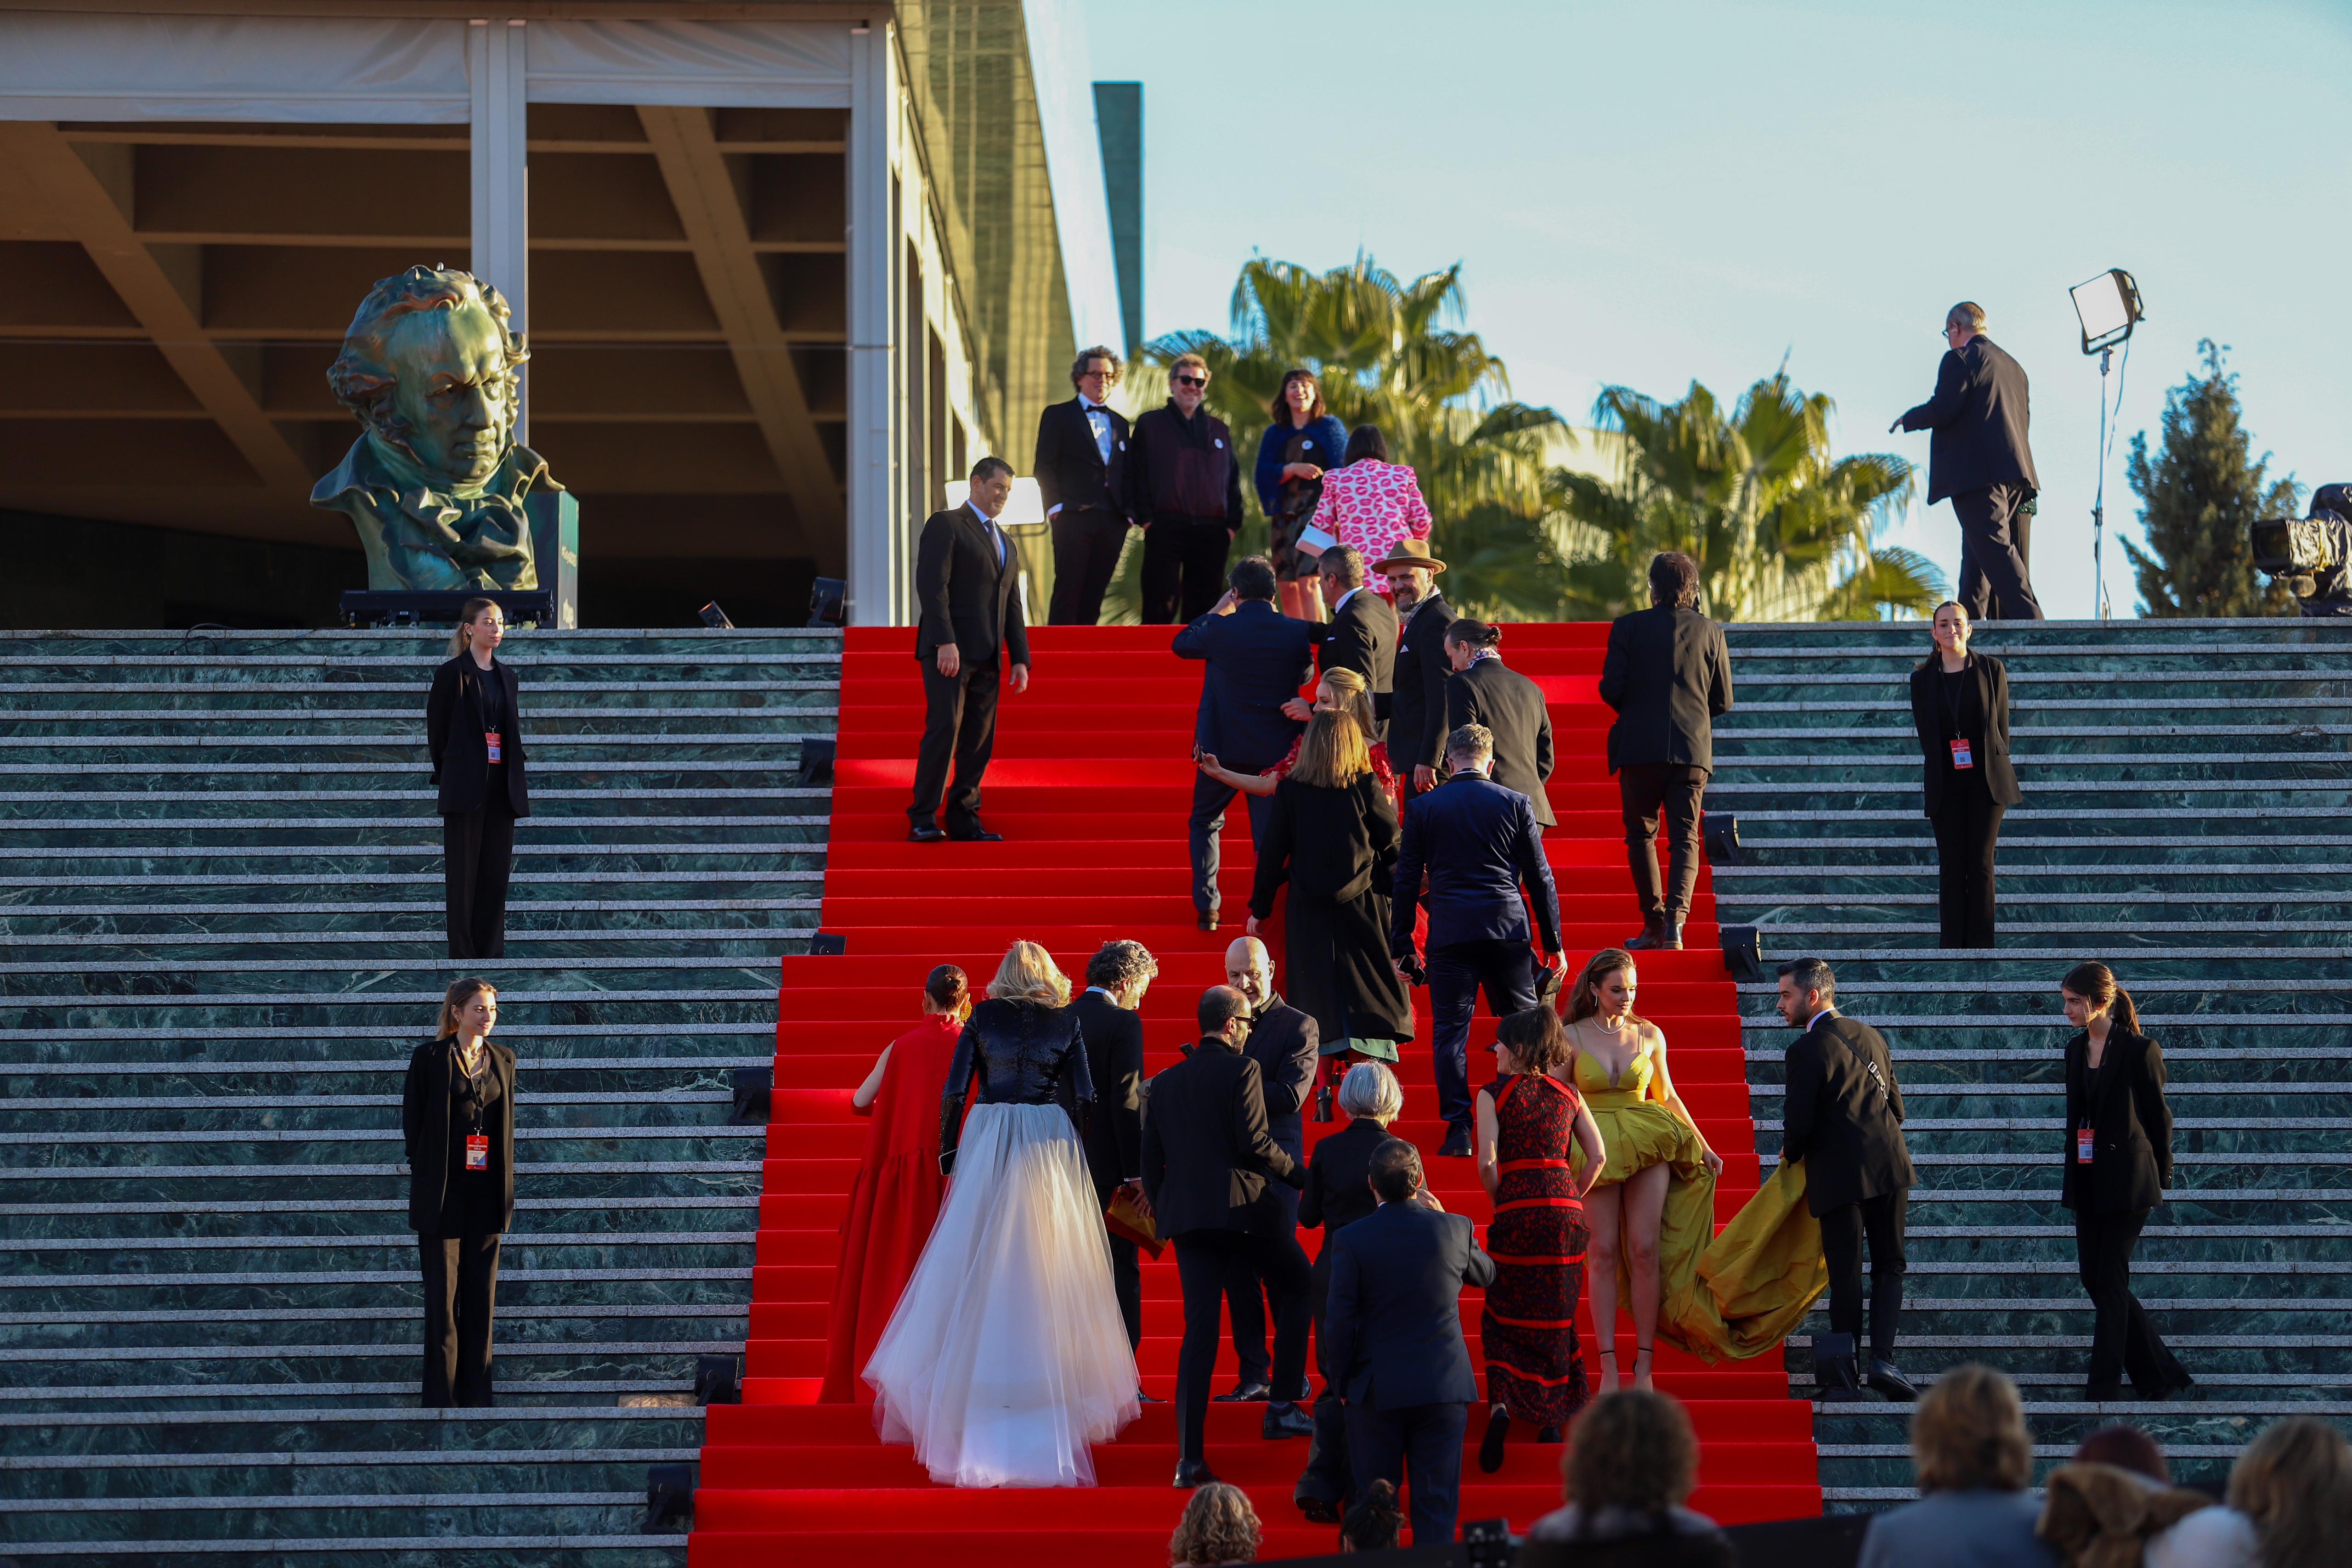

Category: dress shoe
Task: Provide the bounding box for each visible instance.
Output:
[907,824,946,843]
[1198,911,1220,932]
[2085,1382,2126,1404]
[1173,1459,1217,1489]
[947,827,1004,842]
[1478,1408,1511,1474]
[1813,1332,1869,1402]
[1437,1125,1473,1158]
[1866,1359,1918,1402]
[1536,1424,1563,1444]
[1627,917,1684,951]
[1212,1381,1271,1403]
[1623,914,1667,949]
[1262,1401,1313,1440]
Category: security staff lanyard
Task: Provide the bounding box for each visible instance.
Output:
[1941,661,1973,770]
[476,665,504,767]
[2077,1048,2099,1166]
[459,1045,491,1172]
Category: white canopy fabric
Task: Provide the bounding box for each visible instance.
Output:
[526,20,851,108]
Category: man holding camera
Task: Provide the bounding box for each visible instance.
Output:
[1892,301,2044,621]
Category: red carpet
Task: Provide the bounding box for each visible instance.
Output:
[690,623,1819,1565]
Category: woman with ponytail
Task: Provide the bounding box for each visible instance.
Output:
[425,597,529,959]
[2059,962,2192,1401]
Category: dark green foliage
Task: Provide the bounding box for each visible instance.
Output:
[2123,341,2301,617]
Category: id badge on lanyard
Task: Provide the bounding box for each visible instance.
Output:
[1949,738,1973,769]
[466,1133,490,1171]
[2076,1127,2094,1164]
[484,730,502,764]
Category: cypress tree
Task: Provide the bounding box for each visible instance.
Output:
[2122,340,2300,617]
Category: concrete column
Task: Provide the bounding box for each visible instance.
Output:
[469,17,530,444]
[845,21,898,626]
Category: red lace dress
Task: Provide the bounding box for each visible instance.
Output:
[1481,1071,1591,1424]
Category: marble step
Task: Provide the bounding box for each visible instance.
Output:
[0,1130,771,1172]
[0,1303,746,1353]
[3,1060,769,1094]
[0,1163,765,1207]
[1743,1047,2351,1086]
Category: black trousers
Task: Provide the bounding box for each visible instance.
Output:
[1107,1229,1143,1355]
[1295,1250,1352,1511]
[1172,1229,1312,1461]
[1952,483,2045,620]
[1188,771,1276,916]
[1140,516,1233,625]
[1345,1400,1468,1547]
[1224,1178,1307,1397]
[1617,761,1706,924]
[1818,1188,1907,1359]
[419,1232,501,1407]
[442,801,516,960]
[1929,777,2004,948]
[1048,506,1130,626]
[2075,1207,2188,1394]
[1428,939,1538,1133]
[907,652,1001,835]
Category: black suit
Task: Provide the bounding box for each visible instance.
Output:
[1443,654,1555,827]
[1899,336,2043,620]
[1391,593,1459,782]
[1908,655,2023,948]
[1073,987,1148,1351]
[1324,1200,1495,1547]
[1035,396,1133,626]
[1140,1036,1307,1463]
[1293,1115,1390,1513]
[1173,600,1317,918]
[1224,996,1319,1394]
[2062,1025,2188,1395]
[1782,1011,1913,1360]
[427,656,529,960]
[1131,402,1244,624]
[909,503,1031,835]
[1599,605,1733,928]
[1319,588,1397,738]
[403,1035,518,1407]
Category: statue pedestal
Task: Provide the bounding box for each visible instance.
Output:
[528,489,579,629]
[341,589,556,628]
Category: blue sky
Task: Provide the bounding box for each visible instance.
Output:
[1081,0,2352,619]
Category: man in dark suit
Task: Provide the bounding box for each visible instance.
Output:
[1290,546,1395,737]
[1598,551,1733,951]
[1376,539,1458,795]
[1393,724,1565,1157]
[1174,556,1317,931]
[1441,619,1555,829]
[1074,939,1158,1360]
[1775,956,1916,1403]
[1141,986,1312,1486]
[1323,1138,1494,1546]
[1035,345,1134,626]
[1893,300,2044,621]
[1212,935,1318,1404]
[909,456,1031,842]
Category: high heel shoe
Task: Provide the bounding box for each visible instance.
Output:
[1633,1342,1656,1392]
[1477,1406,1511,1474]
[1595,1347,1619,1396]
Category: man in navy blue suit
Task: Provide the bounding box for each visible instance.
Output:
[1174,556,1316,931]
[1323,1137,1495,1546]
[1392,723,1565,1156]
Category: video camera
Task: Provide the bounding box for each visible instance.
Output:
[2250,484,2352,616]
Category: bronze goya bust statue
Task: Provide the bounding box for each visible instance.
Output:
[311,265,565,592]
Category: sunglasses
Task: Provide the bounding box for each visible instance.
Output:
[1173,374,1207,388]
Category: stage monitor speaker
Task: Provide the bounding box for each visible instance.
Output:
[808,931,847,956]
[729,1067,772,1126]
[643,1462,695,1533]
[695,1353,742,1406]
[1703,812,1743,865]
[798,737,837,786]
[1720,924,1763,979]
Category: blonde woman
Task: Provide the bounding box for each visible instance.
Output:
[864,941,1138,1487]
[1245,710,1416,1059]
[402,977,514,1407]
[1169,1480,1263,1565]
[1562,949,1723,1393]
[1858,1364,2056,1568]
[1197,665,1397,805]
[425,596,528,959]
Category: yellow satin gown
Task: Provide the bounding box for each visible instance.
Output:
[1566,1026,1826,1365]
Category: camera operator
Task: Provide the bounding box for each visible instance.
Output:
[2251,484,2352,616]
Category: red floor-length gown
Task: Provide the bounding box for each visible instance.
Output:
[818,1011,962,1402]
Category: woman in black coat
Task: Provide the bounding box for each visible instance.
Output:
[1907,601,2021,948]
[2058,962,2192,1402]
[1245,710,1416,1056]
[427,597,530,959]
[403,977,517,1407]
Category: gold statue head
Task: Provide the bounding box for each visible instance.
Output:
[327,265,529,491]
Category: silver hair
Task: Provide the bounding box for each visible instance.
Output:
[1336,1061,1403,1122]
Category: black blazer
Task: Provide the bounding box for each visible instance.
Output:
[1391,593,1459,774]
[2062,1025,2172,1215]
[426,656,529,818]
[1319,588,1398,733]
[1033,396,1132,519]
[1393,774,1563,954]
[1898,335,2040,503]
[1248,773,1398,920]
[1072,988,1146,1203]
[1598,605,1733,774]
[1242,997,1319,1156]
[1323,1199,1495,1410]
[1140,1036,1303,1240]
[402,1035,517,1234]
[1781,1011,1914,1216]
[1299,1115,1387,1238]
[914,504,1032,666]
[1908,654,2023,814]
[1444,656,1556,827]
[1172,598,1317,770]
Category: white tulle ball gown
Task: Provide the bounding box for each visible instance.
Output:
[863,998,1139,1487]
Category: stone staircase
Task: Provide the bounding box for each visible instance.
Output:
[0,627,836,1564]
[1710,617,2352,1508]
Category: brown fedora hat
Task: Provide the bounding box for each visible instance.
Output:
[1370,538,1446,573]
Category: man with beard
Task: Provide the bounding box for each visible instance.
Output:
[1374,540,1457,795]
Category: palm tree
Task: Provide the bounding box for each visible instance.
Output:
[1554,374,1940,621]
[1104,256,1571,623]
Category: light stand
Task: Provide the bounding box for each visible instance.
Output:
[2070,269,2145,620]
